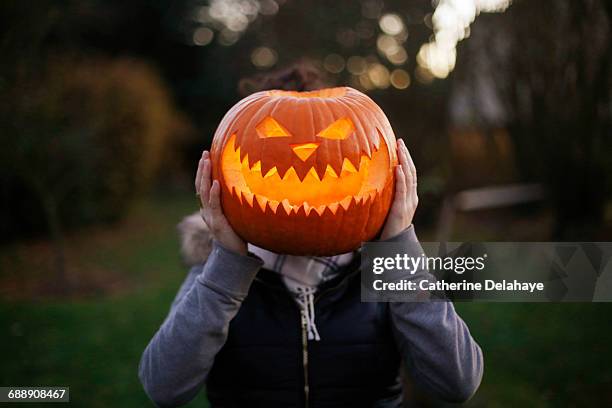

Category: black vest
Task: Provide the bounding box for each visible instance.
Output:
[206,260,403,408]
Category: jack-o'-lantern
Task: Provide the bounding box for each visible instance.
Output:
[210,87,397,255]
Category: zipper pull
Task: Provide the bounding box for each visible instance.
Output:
[300,309,309,407]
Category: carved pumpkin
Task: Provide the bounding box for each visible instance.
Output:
[210,87,397,255]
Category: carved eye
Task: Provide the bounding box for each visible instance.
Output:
[317,118,354,140]
[256,116,292,138]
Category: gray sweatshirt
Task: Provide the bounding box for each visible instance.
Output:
[139,226,484,407]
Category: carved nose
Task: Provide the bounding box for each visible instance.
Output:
[291,142,320,161]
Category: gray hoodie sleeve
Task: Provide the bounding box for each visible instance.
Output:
[385,226,484,403]
[138,241,263,407]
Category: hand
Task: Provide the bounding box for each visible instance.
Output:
[380,139,419,240]
[195,150,247,255]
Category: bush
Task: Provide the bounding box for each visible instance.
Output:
[0,56,192,241]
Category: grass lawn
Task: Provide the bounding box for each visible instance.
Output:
[1,192,611,407]
[0,192,209,407]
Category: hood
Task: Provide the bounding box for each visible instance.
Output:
[177,212,213,266]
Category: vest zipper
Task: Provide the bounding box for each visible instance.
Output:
[254,267,359,407]
[300,310,310,408]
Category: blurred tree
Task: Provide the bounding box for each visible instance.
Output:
[0,0,193,286]
[453,0,611,239]
[0,56,191,286]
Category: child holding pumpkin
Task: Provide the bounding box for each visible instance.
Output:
[139,66,483,407]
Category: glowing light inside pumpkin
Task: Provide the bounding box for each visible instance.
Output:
[220,134,390,215]
[317,118,355,140]
[256,116,291,138]
[290,142,320,161]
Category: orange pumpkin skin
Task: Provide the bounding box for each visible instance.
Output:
[210,87,397,255]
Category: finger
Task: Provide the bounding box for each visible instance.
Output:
[395,139,403,166]
[200,158,212,208]
[396,140,412,190]
[397,139,409,168]
[399,140,417,191]
[395,165,407,198]
[208,180,226,232]
[404,166,415,193]
[195,150,209,193]
[195,159,202,192]
[402,140,417,181]
[209,180,223,214]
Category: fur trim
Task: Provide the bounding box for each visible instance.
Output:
[177,212,213,266]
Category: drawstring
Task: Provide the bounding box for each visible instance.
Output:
[296,286,320,341]
[247,244,355,342]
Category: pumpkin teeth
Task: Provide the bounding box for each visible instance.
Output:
[255,194,268,212]
[281,199,293,214]
[222,133,391,216]
[362,144,373,160]
[263,167,278,178]
[314,204,327,216]
[339,196,353,211]
[260,159,277,178]
[248,156,368,183]
[240,152,249,169]
[369,189,377,201]
[303,202,312,216]
[236,189,384,216]
[327,202,339,214]
[308,167,321,181]
[325,165,338,178]
[341,158,358,174]
[243,191,254,207]
[268,198,280,212]
[276,165,291,181]
[344,153,362,176]
[250,161,262,172]
[248,140,378,182]
[280,166,298,182]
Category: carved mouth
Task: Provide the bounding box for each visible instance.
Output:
[220,134,390,215]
